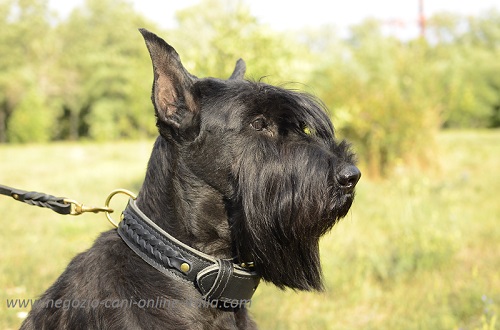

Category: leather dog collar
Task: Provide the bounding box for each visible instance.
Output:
[117,199,260,305]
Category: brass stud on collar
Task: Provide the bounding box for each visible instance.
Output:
[240,262,255,269]
[180,263,190,273]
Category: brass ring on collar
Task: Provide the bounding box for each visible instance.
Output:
[104,189,137,227]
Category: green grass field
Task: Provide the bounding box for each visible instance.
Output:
[1,130,498,329]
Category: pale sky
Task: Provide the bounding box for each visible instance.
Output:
[48,0,500,39]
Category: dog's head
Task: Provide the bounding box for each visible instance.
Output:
[140,29,360,291]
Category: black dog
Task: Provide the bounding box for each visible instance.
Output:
[21,29,360,329]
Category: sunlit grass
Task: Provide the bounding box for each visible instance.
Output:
[1,131,499,329]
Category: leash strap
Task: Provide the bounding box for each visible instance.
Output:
[118,199,261,304]
[0,184,72,215]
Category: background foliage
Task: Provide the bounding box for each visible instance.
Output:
[1,0,499,176]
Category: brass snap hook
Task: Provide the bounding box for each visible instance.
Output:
[64,199,114,216]
[104,189,137,227]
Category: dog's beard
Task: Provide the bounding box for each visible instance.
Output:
[231,140,354,291]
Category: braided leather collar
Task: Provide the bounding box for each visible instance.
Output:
[117,199,260,305]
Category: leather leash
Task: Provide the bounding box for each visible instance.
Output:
[0,184,114,216]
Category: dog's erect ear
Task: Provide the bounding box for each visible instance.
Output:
[139,28,198,135]
[229,59,246,80]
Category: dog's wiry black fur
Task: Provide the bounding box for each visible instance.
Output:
[20,29,360,329]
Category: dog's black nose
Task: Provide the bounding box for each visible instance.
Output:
[337,165,361,191]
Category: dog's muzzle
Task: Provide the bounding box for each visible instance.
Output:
[117,199,260,305]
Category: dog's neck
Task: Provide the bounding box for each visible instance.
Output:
[135,136,233,259]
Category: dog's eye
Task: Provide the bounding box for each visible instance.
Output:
[251,118,267,131]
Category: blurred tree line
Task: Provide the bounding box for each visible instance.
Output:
[1,0,499,176]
